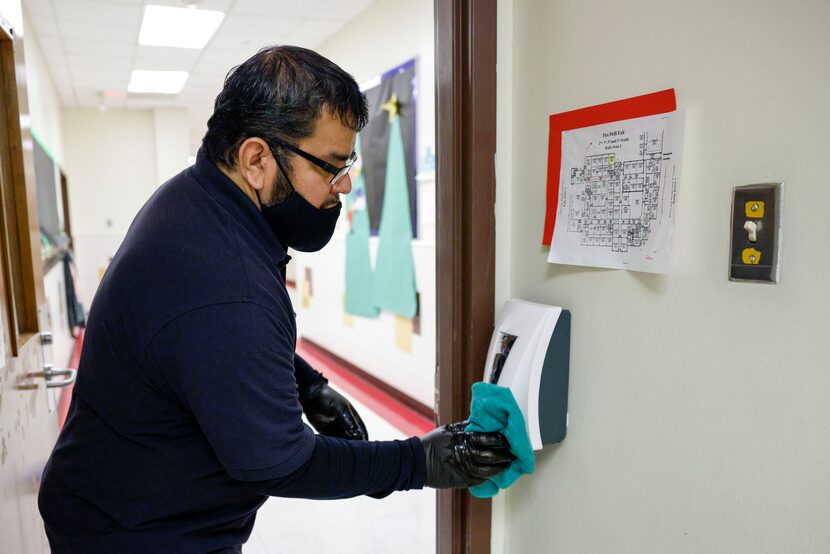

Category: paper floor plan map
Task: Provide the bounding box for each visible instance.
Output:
[547,110,685,273]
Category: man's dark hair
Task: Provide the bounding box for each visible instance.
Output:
[202,45,368,169]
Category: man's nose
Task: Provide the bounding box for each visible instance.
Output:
[332,172,352,196]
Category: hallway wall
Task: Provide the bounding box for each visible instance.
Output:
[21,11,76,368]
[293,0,437,409]
[61,107,189,307]
[494,0,830,552]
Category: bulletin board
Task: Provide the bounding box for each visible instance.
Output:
[33,135,62,244]
[359,59,417,236]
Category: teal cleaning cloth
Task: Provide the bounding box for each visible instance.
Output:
[465,382,535,498]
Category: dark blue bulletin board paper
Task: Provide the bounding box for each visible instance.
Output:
[360,59,417,237]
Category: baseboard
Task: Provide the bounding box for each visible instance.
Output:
[297,338,434,437]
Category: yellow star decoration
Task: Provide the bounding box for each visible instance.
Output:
[380,93,400,122]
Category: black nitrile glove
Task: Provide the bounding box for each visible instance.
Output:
[420,420,515,489]
[300,381,369,441]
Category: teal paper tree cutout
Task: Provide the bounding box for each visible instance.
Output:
[344,135,379,317]
[371,116,418,318]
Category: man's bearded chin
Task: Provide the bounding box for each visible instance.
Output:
[265,174,292,207]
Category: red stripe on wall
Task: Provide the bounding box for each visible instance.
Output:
[296,339,434,437]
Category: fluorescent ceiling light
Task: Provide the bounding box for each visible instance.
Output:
[128,70,189,94]
[139,5,225,49]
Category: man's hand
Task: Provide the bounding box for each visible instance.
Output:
[420,420,515,489]
[300,381,369,440]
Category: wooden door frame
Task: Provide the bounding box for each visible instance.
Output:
[0,14,45,356]
[435,1,498,552]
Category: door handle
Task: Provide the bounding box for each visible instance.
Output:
[28,364,77,389]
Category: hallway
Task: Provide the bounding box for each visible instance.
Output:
[246,384,435,554]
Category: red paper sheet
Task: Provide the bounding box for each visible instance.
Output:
[542,89,677,245]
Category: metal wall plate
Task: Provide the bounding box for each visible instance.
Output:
[729,183,783,283]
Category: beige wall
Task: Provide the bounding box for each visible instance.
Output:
[292,0,437,408]
[61,107,189,305]
[62,109,159,237]
[20,11,75,370]
[23,14,63,165]
[494,0,830,552]
[317,0,435,165]
[153,108,190,184]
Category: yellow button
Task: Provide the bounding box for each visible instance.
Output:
[742,248,762,265]
[745,201,765,218]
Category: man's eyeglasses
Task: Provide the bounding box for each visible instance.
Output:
[270,137,358,186]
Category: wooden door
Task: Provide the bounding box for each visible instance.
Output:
[435,1,498,552]
[0,9,66,553]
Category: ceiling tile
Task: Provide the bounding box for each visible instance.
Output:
[75,92,101,108]
[56,83,74,95]
[194,52,254,74]
[63,38,135,58]
[53,1,142,25]
[67,53,130,72]
[28,15,59,37]
[58,19,138,43]
[218,14,300,37]
[137,0,235,11]
[188,61,233,77]
[191,52,246,76]
[186,65,229,81]
[182,75,224,87]
[133,46,201,71]
[231,0,326,18]
[22,0,54,18]
[27,0,380,117]
[50,68,74,87]
[285,18,347,44]
[182,69,226,84]
[58,93,76,108]
[284,36,325,50]
[207,32,275,55]
[72,70,130,89]
[313,0,376,21]
[179,86,222,101]
[34,34,64,57]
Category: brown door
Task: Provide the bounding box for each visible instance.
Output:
[435,1,498,552]
[0,11,67,553]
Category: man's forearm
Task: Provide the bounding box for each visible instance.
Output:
[244,434,427,499]
[293,354,326,400]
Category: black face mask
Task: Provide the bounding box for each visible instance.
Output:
[260,190,341,252]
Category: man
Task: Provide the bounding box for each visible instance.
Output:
[39,46,513,553]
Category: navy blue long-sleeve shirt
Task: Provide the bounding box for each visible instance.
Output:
[38,148,426,553]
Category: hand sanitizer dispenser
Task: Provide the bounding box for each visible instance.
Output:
[482,299,571,450]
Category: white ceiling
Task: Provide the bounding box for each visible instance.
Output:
[23,0,376,151]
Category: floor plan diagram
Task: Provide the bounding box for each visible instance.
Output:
[548,110,685,273]
[566,130,664,253]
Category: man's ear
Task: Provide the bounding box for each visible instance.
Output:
[237,138,273,193]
